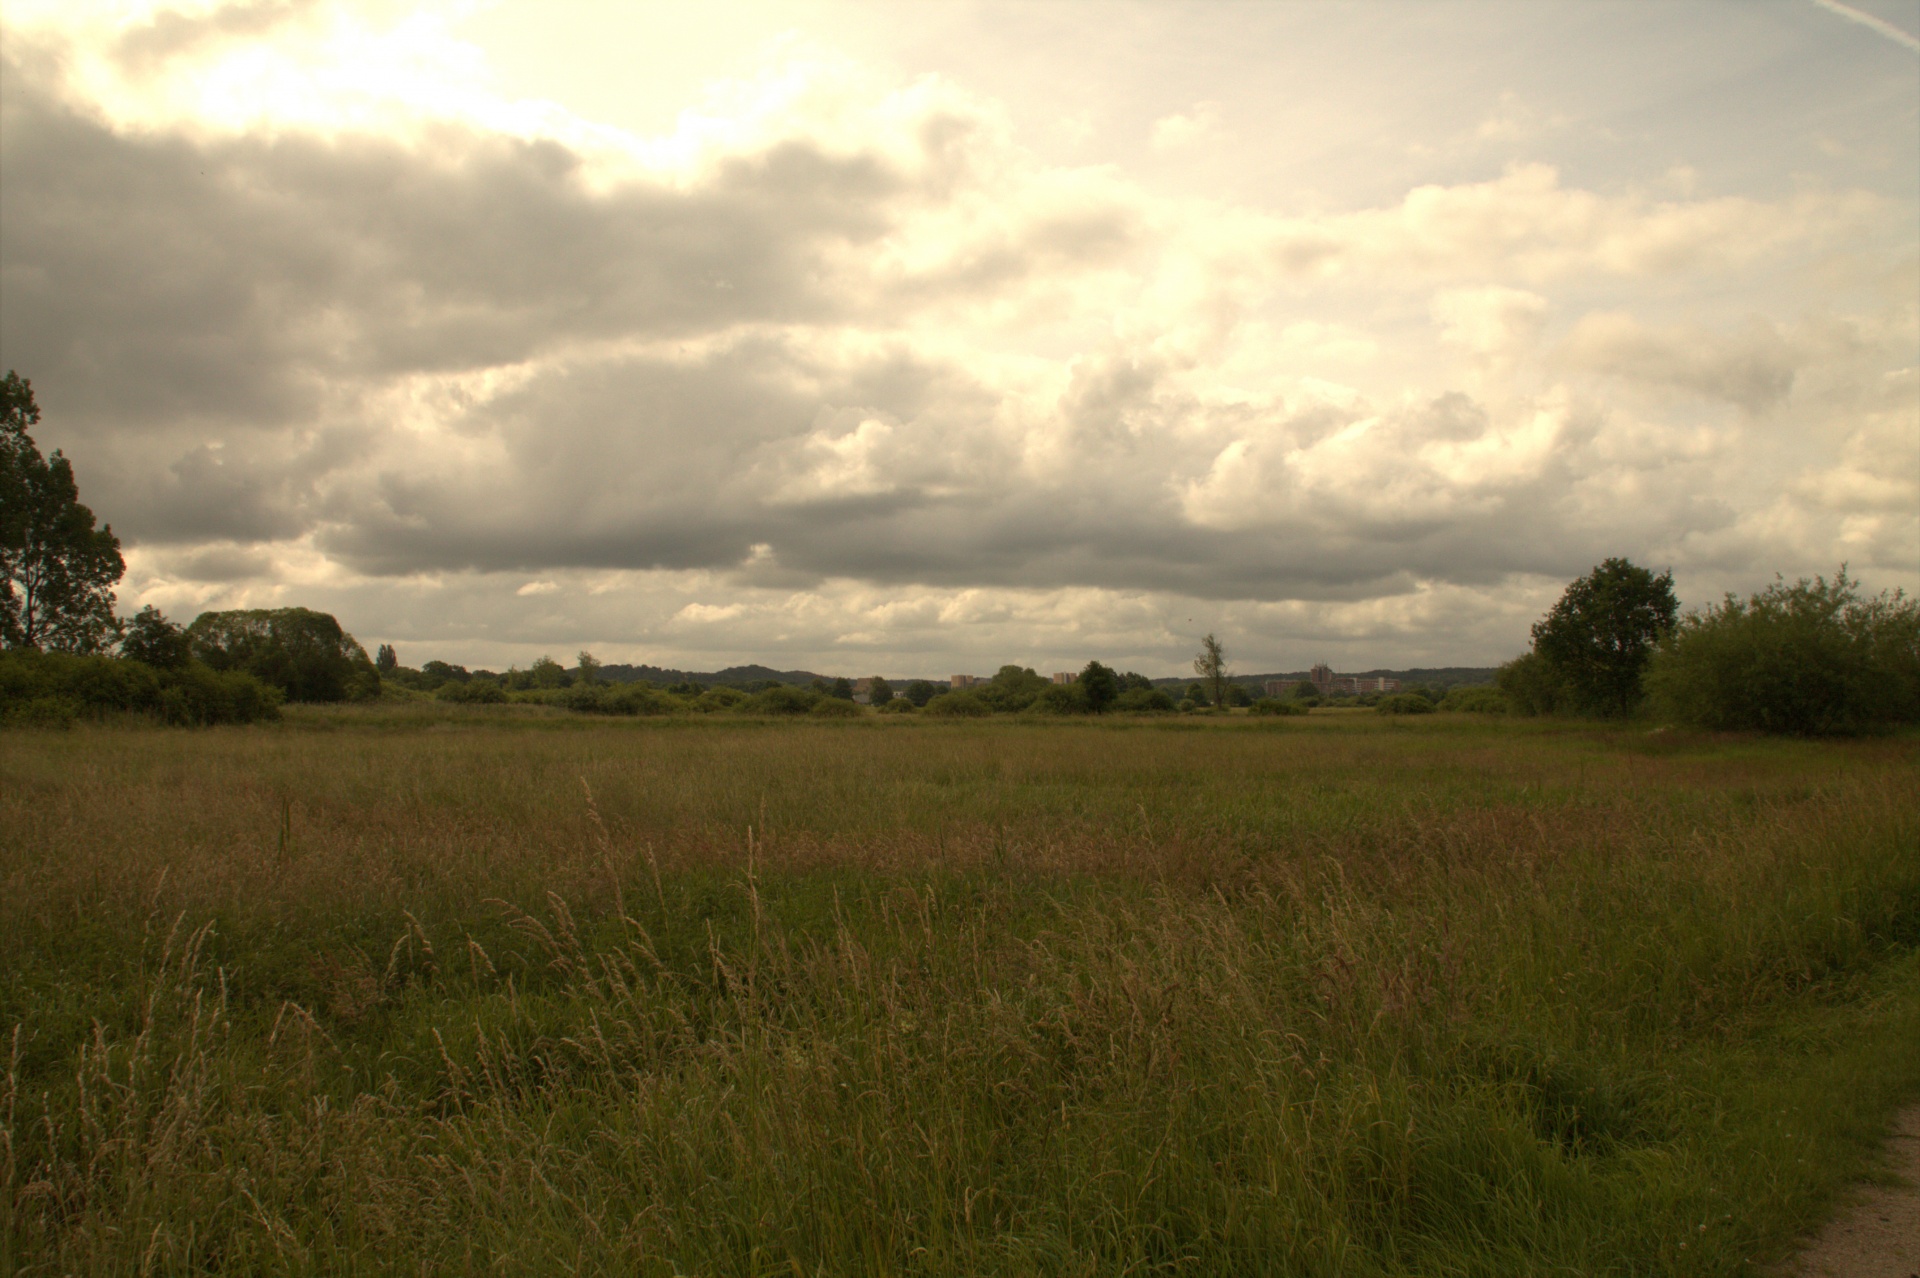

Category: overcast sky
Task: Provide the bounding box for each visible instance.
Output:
[2,0,1915,676]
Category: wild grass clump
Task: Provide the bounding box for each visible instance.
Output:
[2,714,1917,1274]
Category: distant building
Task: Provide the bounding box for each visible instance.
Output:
[1307,663,1399,697]
[1051,671,1077,684]
[1264,680,1291,698]
[951,674,982,689]
[852,677,875,705]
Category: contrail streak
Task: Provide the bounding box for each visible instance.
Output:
[1811,0,1920,52]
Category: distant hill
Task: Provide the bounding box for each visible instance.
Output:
[595,663,832,688]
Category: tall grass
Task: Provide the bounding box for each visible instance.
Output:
[3,711,1917,1275]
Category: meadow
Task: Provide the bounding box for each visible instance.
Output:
[3,706,1917,1275]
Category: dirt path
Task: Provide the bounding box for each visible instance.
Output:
[1788,1107,1920,1278]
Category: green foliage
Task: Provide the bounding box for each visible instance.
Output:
[811,696,862,718]
[742,684,820,715]
[1292,680,1319,700]
[0,647,280,725]
[118,606,191,670]
[434,679,506,705]
[1497,651,1567,717]
[903,679,939,707]
[1078,660,1119,712]
[1120,671,1153,692]
[830,677,855,701]
[1192,632,1229,708]
[975,666,1047,713]
[1225,681,1254,707]
[1378,692,1437,715]
[529,655,569,689]
[866,677,893,707]
[693,686,748,713]
[1185,682,1208,706]
[374,643,399,673]
[1113,686,1176,713]
[188,607,381,702]
[575,651,602,685]
[1024,683,1089,715]
[1440,685,1509,714]
[0,372,124,653]
[921,691,991,717]
[1250,697,1306,716]
[1530,558,1678,717]
[1645,569,1920,735]
[878,696,915,714]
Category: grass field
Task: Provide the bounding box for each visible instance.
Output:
[4,706,1918,1275]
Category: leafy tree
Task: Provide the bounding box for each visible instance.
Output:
[904,679,939,707]
[1496,652,1564,716]
[188,607,380,702]
[576,651,601,684]
[530,655,569,689]
[831,676,855,701]
[1026,683,1088,714]
[1120,671,1153,692]
[1377,692,1436,715]
[1226,682,1253,707]
[1,372,124,652]
[1114,686,1176,712]
[979,665,1047,713]
[1531,558,1678,717]
[375,643,399,673]
[922,691,991,717]
[1078,660,1119,713]
[1185,682,1208,706]
[1292,680,1318,700]
[867,676,893,707]
[120,605,191,670]
[1193,633,1229,709]
[1645,569,1919,735]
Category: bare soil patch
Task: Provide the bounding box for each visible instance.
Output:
[1790,1106,1920,1278]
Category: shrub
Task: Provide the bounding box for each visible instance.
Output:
[921,692,991,718]
[436,679,506,705]
[1497,652,1566,717]
[878,697,916,714]
[1439,686,1508,714]
[0,648,280,725]
[811,697,862,718]
[1250,697,1306,716]
[741,684,819,716]
[1644,570,1920,736]
[1113,687,1177,713]
[1377,693,1436,715]
[903,680,939,707]
[1024,684,1089,715]
[692,687,748,713]
[1226,683,1254,707]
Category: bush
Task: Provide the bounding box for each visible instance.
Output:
[435,679,506,705]
[1377,693,1436,715]
[1113,687,1177,713]
[878,697,916,714]
[1250,697,1306,716]
[741,685,819,716]
[811,697,863,718]
[1497,652,1566,717]
[1439,686,1508,714]
[0,649,280,725]
[1024,684,1089,715]
[692,687,747,713]
[921,692,991,718]
[1644,570,1920,735]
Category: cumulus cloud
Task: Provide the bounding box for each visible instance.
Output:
[2,1,1914,671]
